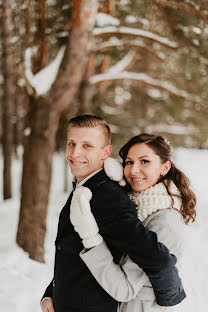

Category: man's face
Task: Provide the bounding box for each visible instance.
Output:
[66,126,112,182]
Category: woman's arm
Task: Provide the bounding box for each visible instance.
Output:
[143,209,186,263]
[71,186,185,306]
[80,209,185,303]
[80,241,149,302]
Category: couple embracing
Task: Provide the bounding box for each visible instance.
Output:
[42,114,196,312]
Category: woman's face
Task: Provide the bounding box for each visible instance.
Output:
[124,143,170,192]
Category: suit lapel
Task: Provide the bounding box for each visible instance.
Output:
[84,169,108,192]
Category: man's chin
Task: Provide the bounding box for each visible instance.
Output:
[70,166,86,178]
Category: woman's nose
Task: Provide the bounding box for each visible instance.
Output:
[130,164,140,175]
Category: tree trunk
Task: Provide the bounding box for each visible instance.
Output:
[1,0,14,199]
[17,0,99,262]
[23,0,31,48]
[33,0,48,74]
[101,0,115,15]
[78,55,95,114]
[97,0,114,98]
[17,98,58,262]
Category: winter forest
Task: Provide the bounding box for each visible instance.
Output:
[0,0,208,311]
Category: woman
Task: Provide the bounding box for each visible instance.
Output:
[70,133,196,312]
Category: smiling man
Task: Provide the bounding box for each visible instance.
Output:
[65,124,112,183]
[41,115,185,312]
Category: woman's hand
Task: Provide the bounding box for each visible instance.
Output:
[70,186,103,248]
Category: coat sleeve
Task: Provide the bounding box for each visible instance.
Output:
[41,279,53,301]
[144,209,186,267]
[80,210,185,304]
[80,241,149,302]
[92,182,185,306]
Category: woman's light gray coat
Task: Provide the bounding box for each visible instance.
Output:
[80,207,188,312]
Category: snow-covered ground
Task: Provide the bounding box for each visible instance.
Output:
[0,148,208,312]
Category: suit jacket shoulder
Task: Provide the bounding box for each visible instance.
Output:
[84,169,137,222]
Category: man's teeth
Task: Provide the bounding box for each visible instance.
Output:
[71,161,85,165]
[132,178,144,181]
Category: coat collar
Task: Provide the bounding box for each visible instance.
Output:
[83,169,109,192]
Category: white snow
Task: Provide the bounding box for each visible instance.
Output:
[125,15,138,24]
[108,51,136,73]
[192,27,201,35]
[147,88,162,99]
[95,38,165,61]
[90,71,198,102]
[23,128,31,136]
[96,13,120,27]
[0,148,208,311]
[93,26,179,49]
[24,46,65,95]
[145,123,198,135]
[114,86,131,105]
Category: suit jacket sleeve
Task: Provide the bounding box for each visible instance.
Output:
[91,181,185,306]
[41,279,53,301]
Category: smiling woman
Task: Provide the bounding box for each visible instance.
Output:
[119,133,196,224]
[124,143,171,192]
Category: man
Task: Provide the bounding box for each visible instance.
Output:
[42,115,185,312]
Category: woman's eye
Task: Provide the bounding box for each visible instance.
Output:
[125,161,133,165]
[141,159,149,164]
[84,144,91,148]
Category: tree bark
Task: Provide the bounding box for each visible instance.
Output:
[156,0,208,24]
[33,0,48,74]
[17,98,58,262]
[1,0,14,199]
[78,55,95,114]
[101,0,115,15]
[16,0,99,262]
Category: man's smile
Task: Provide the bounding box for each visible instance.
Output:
[70,159,87,166]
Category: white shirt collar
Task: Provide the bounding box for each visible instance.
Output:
[73,168,103,186]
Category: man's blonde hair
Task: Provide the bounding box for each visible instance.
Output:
[68,115,111,146]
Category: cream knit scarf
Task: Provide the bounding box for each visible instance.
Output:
[128,181,182,222]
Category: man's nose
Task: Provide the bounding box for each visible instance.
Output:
[71,146,81,157]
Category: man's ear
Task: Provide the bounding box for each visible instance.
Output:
[103,145,112,160]
[161,160,171,176]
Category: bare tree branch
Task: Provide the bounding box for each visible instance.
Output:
[108,51,137,73]
[90,71,204,107]
[95,39,165,61]
[155,0,208,24]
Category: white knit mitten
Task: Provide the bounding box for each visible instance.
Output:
[70,186,103,248]
[104,157,126,186]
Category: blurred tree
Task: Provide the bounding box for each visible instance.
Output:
[89,0,208,150]
[16,0,99,262]
[0,0,14,199]
[32,0,48,74]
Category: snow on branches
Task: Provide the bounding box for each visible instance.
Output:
[90,71,203,107]
[93,26,179,49]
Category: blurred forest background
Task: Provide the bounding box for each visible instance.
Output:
[0,0,208,263]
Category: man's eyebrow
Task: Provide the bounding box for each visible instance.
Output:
[67,139,94,145]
